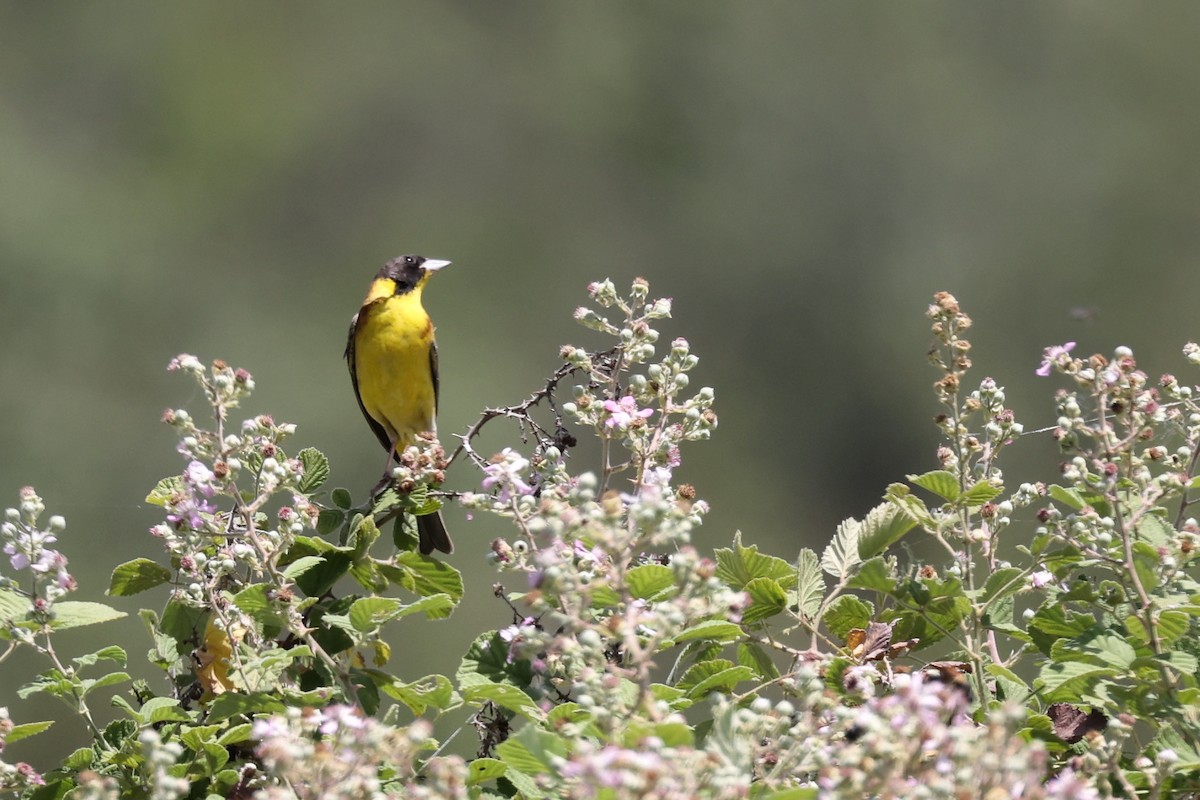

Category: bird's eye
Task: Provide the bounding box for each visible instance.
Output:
[405,256,416,265]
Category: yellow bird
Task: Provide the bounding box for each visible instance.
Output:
[345,254,453,555]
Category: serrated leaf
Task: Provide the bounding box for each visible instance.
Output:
[296,447,330,493]
[145,475,184,507]
[0,589,27,626]
[205,692,287,722]
[349,594,454,632]
[793,548,823,619]
[107,558,172,597]
[1156,650,1199,677]
[1035,661,1118,698]
[282,556,324,581]
[392,552,465,609]
[845,557,894,593]
[457,631,535,690]
[466,757,507,786]
[742,577,787,624]
[331,487,353,509]
[46,602,126,631]
[380,673,458,715]
[856,503,917,560]
[140,697,189,725]
[671,619,741,644]
[737,642,779,681]
[316,508,344,537]
[294,552,352,598]
[822,595,873,640]
[462,682,545,721]
[496,726,565,776]
[627,564,676,600]
[1046,484,1087,511]
[960,480,1004,507]
[715,532,797,591]
[349,597,403,632]
[985,663,1031,703]
[677,659,754,699]
[980,568,1025,606]
[1136,514,1173,547]
[63,747,95,770]
[4,720,53,744]
[907,470,961,502]
[822,519,862,580]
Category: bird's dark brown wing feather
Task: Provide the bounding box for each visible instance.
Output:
[345,308,394,453]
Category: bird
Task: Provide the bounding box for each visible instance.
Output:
[345,254,453,555]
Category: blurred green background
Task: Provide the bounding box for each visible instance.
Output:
[3,2,1200,765]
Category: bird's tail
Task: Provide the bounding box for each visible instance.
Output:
[417,510,453,555]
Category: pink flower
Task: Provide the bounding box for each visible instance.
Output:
[1036,342,1076,376]
[603,396,654,430]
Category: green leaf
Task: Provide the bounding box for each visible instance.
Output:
[145,475,184,507]
[960,480,1004,507]
[466,758,507,786]
[793,548,824,618]
[1126,610,1190,646]
[296,447,330,493]
[715,532,797,591]
[845,557,895,593]
[462,682,545,721]
[907,470,961,502]
[349,594,454,631]
[980,568,1025,606]
[349,597,403,632]
[1035,661,1118,699]
[107,558,172,597]
[1155,650,1199,677]
[677,659,754,699]
[496,726,566,776]
[457,631,535,690]
[671,619,742,644]
[1136,514,1173,547]
[4,720,53,744]
[379,673,458,715]
[74,646,127,668]
[822,518,862,580]
[886,483,935,529]
[822,595,873,640]
[0,588,27,626]
[282,556,324,581]
[737,642,779,681]
[140,697,190,725]
[855,503,917,560]
[390,552,465,610]
[47,602,126,631]
[294,551,353,598]
[331,487,353,509]
[627,563,676,600]
[985,663,1031,703]
[316,508,344,537]
[1046,484,1086,511]
[206,692,288,722]
[742,577,787,624]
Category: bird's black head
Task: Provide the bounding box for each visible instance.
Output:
[379,254,451,294]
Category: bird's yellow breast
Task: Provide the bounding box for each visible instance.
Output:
[353,279,438,448]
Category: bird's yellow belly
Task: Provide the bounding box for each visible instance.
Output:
[354,302,436,448]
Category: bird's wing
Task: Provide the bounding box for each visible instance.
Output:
[345,308,394,453]
[429,338,440,420]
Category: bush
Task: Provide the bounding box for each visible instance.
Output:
[2,282,1199,798]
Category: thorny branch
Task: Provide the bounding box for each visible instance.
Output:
[447,345,622,470]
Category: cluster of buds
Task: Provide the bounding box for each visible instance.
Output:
[0,487,76,612]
